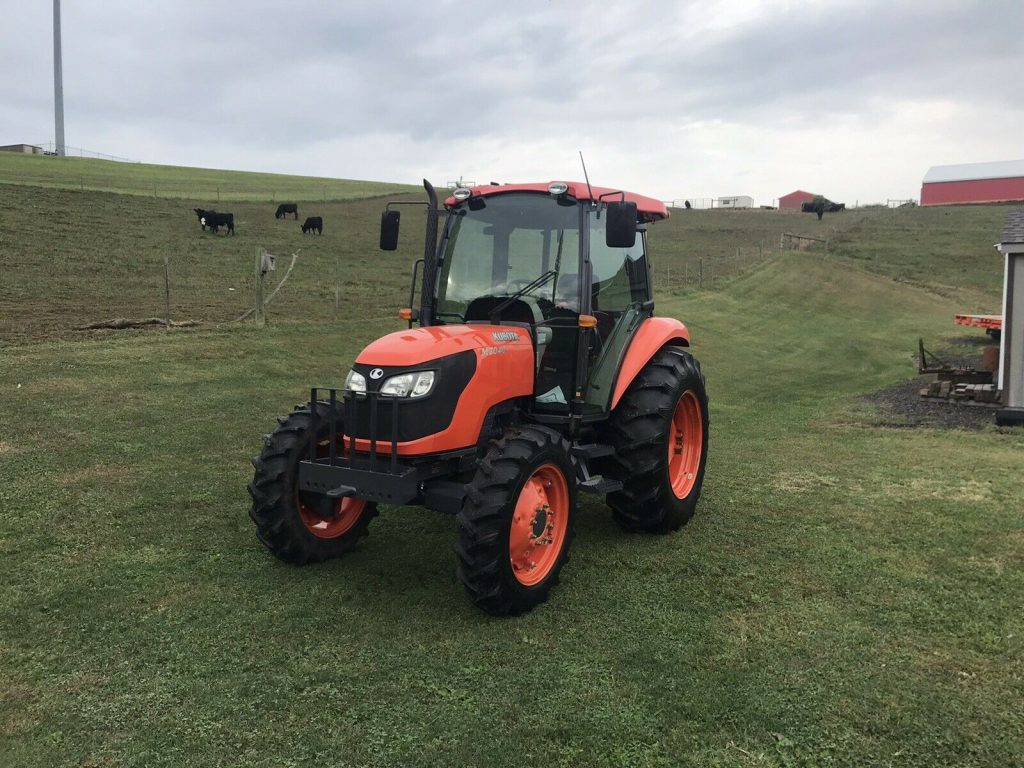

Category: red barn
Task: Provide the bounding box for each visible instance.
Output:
[921,160,1024,206]
[778,190,816,210]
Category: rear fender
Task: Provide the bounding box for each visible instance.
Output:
[609,317,690,410]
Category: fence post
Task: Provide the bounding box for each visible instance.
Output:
[699,258,703,288]
[163,256,171,329]
[759,240,763,258]
[255,248,265,324]
[217,187,221,203]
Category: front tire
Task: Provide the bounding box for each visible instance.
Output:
[606,347,709,533]
[456,425,577,616]
[248,401,378,564]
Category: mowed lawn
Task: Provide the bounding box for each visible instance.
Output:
[2,234,1022,768]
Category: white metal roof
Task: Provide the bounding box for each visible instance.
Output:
[923,159,1024,184]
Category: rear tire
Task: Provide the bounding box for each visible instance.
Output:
[249,401,378,564]
[456,425,577,616]
[606,347,709,533]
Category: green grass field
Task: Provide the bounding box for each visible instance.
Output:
[0,153,417,202]
[1,160,1021,767]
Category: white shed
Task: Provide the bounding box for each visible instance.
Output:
[717,196,753,209]
[996,208,1024,426]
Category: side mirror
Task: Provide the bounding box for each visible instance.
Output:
[380,210,401,251]
[606,201,637,248]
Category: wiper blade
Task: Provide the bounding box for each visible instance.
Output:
[489,270,557,324]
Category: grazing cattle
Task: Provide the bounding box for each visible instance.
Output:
[684,200,692,209]
[301,216,323,235]
[193,207,215,230]
[203,211,235,235]
[801,196,845,220]
[275,203,298,219]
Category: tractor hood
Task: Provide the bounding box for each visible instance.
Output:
[355,324,532,367]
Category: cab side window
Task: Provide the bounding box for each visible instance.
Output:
[589,218,648,313]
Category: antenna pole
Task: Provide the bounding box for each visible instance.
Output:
[579,151,593,201]
[53,0,65,156]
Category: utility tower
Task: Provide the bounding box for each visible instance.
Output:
[53,0,65,156]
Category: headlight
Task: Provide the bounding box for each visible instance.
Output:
[344,369,367,392]
[380,370,435,398]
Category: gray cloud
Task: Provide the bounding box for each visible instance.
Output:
[2,0,1022,201]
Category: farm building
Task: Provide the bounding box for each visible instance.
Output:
[0,143,42,155]
[921,159,1024,206]
[778,190,816,210]
[997,208,1024,426]
[717,195,753,209]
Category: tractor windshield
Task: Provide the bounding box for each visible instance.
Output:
[436,193,581,324]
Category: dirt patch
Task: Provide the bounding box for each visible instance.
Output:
[862,338,1001,430]
[0,440,17,454]
[861,376,997,430]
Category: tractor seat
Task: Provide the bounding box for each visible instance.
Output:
[464,295,545,326]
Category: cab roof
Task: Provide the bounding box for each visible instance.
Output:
[444,182,670,221]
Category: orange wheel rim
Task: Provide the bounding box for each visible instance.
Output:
[509,463,569,586]
[668,390,703,499]
[297,435,366,539]
[299,496,365,539]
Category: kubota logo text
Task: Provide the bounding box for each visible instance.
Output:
[491,331,519,342]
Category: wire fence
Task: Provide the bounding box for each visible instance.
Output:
[666,198,717,210]
[33,141,139,163]
[654,246,763,292]
[652,235,833,293]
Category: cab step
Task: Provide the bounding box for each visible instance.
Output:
[571,443,615,460]
[579,476,623,494]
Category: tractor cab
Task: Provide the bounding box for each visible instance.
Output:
[384,181,666,419]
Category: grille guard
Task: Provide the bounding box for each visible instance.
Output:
[297,387,474,509]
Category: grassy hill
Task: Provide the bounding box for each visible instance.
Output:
[0,153,417,202]
[0,183,422,340]
[0,168,1010,343]
[0,161,1021,766]
[656,204,1006,303]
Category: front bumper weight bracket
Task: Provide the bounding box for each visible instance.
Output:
[325,485,357,499]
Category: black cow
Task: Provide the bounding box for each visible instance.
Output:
[193,207,215,230]
[275,203,298,219]
[301,216,323,235]
[203,211,235,235]
[801,196,845,220]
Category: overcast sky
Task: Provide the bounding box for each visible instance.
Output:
[3,0,1022,204]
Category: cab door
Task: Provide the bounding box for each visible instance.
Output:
[583,217,651,413]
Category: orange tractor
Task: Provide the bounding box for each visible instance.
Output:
[249,180,709,615]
